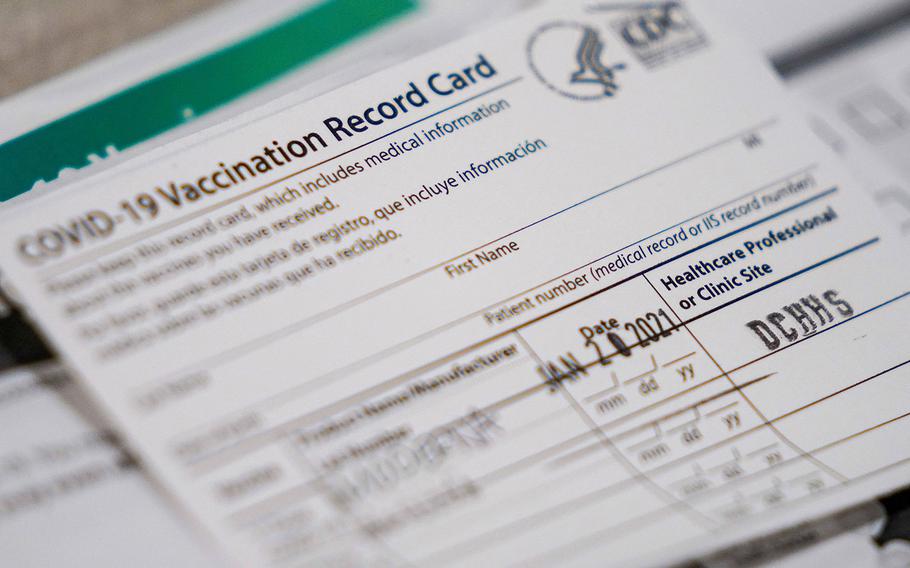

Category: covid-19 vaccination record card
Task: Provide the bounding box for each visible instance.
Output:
[0,1,908,566]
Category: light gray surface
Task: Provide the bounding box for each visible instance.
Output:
[0,0,226,98]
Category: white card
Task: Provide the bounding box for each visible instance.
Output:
[0,2,908,566]
[0,365,218,566]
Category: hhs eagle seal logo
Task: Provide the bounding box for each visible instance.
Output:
[527,21,626,100]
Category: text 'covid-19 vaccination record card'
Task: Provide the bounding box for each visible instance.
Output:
[0,1,907,566]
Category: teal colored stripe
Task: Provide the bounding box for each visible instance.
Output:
[0,0,416,202]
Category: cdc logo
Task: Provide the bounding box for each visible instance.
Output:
[605,2,708,69]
